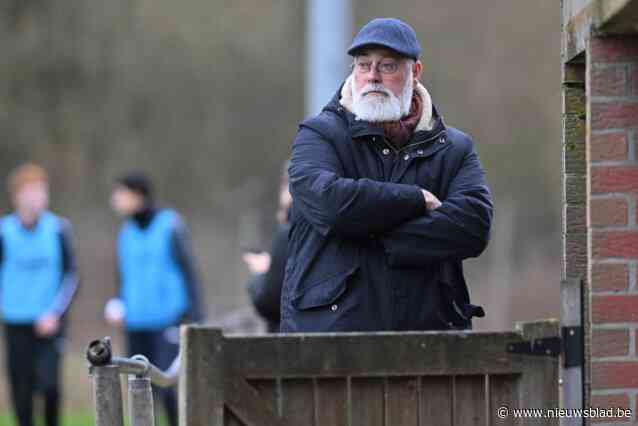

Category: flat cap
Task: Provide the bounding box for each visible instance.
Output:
[347,18,421,60]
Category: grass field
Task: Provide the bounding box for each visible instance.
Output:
[0,413,94,426]
[0,412,170,426]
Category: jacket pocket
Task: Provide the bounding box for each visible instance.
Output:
[286,266,361,332]
[291,266,359,310]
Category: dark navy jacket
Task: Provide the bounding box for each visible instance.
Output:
[280,85,493,332]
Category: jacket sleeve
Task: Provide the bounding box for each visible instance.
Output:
[247,224,288,323]
[171,216,205,323]
[380,143,493,266]
[47,220,79,317]
[289,125,427,238]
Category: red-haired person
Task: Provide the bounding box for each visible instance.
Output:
[0,164,78,426]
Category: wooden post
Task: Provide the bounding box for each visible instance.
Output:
[516,320,561,426]
[180,326,225,426]
[128,376,155,426]
[90,365,124,426]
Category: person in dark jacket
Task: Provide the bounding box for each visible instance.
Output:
[244,164,292,332]
[0,163,78,426]
[281,18,493,333]
[105,172,204,426]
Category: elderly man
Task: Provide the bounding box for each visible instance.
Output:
[281,18,493,332]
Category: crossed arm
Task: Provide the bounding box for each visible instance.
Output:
[289,127,428,238]
[289,127,493,265]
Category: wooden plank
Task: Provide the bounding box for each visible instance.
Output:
[419,376,453,426]
[247,379,280,416]
[223,331,526,378]
[489,375,519,426]
[281,379,315,426]
[182,324,560,426]
[315,378,347,426]
[453,375,486,426]
[596,0,638,33]
[386,377,418,426]
[518,358,559,426]
[225,407,245,426]
[224,374,285,426]
[351,378,384,426]
[179,326,224,426]
[516,321,560,426]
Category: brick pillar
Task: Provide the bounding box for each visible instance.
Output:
[588,34,638,419]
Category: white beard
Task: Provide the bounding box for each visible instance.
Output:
[351,76,413,122]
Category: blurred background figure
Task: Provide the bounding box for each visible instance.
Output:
[0,164,78,426]
[244,162,292,332]
[105,172,205,426]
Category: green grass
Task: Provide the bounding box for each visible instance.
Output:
[0,412,170,426]
[0,413,94,426]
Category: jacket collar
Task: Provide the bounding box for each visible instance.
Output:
[338,74,435,132]
[325,75,446,143]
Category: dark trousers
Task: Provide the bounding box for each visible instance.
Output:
[127,328,179,426]
[3,323,62,426]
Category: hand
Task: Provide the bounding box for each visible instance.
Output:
[242,252,271,275]
[104,298,125,327]
[421,189,442,211]
[35,314,60,337]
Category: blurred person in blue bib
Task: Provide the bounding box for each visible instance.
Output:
[105,172,204,426]
[0,163,78,426]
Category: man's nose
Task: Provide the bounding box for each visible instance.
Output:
[365,65,382,83]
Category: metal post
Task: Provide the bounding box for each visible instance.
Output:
[87,337,180,426]
[128,375,155,426]
[90,365,124,426]
[305,0,352,116]
[561,277,584,426]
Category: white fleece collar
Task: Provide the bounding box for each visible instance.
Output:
[339,74,435,132]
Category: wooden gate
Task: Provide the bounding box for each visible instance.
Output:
[179,320,560,426]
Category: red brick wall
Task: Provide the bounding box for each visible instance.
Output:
[589,34,638,418]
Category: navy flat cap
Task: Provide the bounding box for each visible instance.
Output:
[347,18,421,60]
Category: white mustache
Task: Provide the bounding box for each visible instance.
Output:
[361,85,392,97]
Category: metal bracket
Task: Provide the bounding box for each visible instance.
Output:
[87,337,113,366]
[562,326,583,368]
[506,326,583,367]
[507,336,562,357]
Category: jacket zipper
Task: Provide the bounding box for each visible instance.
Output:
[380,129,446,155]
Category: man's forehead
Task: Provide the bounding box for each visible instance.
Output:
[354,47,403,61]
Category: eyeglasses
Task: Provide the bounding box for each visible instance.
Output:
[353,60,400,75]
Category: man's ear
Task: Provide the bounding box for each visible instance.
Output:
[413,60,423,81]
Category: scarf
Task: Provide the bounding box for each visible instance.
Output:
[380,89,423,149]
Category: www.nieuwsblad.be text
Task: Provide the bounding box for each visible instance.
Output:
[497,406,632,419]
